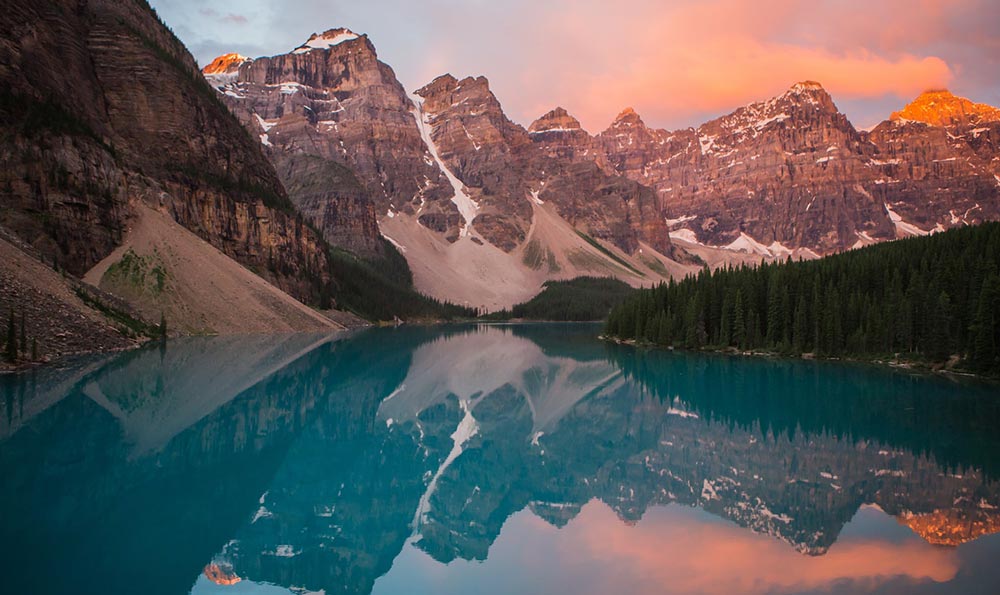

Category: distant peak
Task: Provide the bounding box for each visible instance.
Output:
[611,107,645,128]
[791,80,825,91]
[293,28,363,53]
[416,73,492,99]
[528,107,583,134]
[891,89,1000,127]
[202,53,250,75]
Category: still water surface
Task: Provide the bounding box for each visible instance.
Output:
[2,324,999,594]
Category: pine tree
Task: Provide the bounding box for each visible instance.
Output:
[31,338,38,361]
[766,284,784,347]
[159,312,167,341]
[927,291,952,361]
[733,290,747,349]
[19,310,27,353]
[6,309,16,363]
[602,223,1000,374]
[793,294,808,353]
[719,293,733,347]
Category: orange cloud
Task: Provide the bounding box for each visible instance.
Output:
[505,0,954,131]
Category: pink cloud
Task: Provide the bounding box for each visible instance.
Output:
[499,0,955,131]
[550,502,959,594]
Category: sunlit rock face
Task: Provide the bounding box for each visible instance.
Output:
[596,83,895,254]
[202,563,241,585]
[891,90,1000,128]
[897,508,1000,547]
[866,90,1000,235]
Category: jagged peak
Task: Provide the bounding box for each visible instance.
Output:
[416,73,492,99]
[891,89,1000,127]
[202,53,250,75]
[528,107,583,134]
[610,107,646,128]
[292,28,364,54]
[790,80,826,93]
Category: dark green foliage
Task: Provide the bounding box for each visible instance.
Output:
[573,231,644,276]
[74,288,161,339]
[159,312,167,340]
[5,309,16,363]
[326,245,475,322]
[18,311,26,353]
[30,338,38,361]
[605,223,1000,375]
[485,277,634,321]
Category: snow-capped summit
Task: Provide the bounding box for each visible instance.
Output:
[293,28,362,53]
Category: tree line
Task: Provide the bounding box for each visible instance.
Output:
[604,223,1000,375]
[483,277,633,321]
[4,307,38,364]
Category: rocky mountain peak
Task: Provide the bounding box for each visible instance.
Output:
[293,28,364,54]
[610,107,646,129]
[890,89,1000,127]
[789,80,826,93]
[202,53,250,75]
[528,107,583,134]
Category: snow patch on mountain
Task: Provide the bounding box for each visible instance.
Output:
[410,399,479,537]
[294,30,360,53]
[885,203,929,237]
[410,95,480,237]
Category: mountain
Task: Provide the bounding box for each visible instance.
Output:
[891,89,1000,128]
[203,28,450,257]
[591,84,1000,254]
[205,37,691,310]
[866,90,1000,235]
[204,26,1000,309]
[0,0,349,356]
[596,83,894,255]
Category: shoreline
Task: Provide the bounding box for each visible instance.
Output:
[601,335,1000,384]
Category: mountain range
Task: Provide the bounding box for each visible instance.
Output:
[2,2,999,355]
[203,27,1000,309]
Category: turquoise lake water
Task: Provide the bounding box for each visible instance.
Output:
[1,323,999,594]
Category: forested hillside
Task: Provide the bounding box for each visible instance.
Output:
[605,223,1000,375]
[484,277,633,321]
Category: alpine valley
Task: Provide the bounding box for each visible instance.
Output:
[2,0,1000,361]
[4,4,1000,594]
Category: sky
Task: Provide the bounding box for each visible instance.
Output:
[150,0,1000,132]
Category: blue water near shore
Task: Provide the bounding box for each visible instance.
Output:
[2,324,999,594]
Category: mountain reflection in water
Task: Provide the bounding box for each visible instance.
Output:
[1,324,999,595]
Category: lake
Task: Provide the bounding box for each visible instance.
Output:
[1,324,999,595]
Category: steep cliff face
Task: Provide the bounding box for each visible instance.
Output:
[413,74,534,250]
[205,33,682,310]
[590,85,1000,254]
[415,75,676,257]
[527,108,675,257]
[865,91,1000,234]
[0,0,332,305]
[205,29,452,255]
[597,83,895,255]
